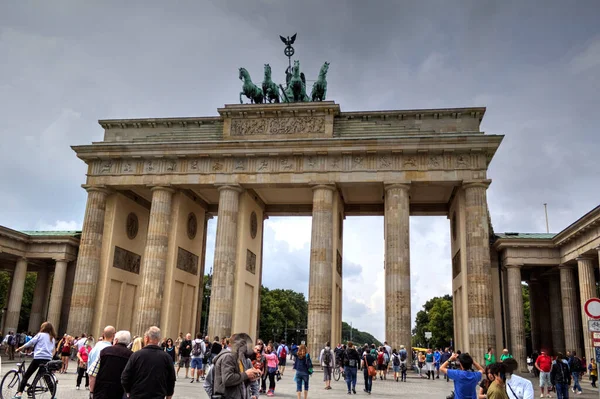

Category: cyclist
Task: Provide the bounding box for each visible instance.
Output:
[13,321,57,399]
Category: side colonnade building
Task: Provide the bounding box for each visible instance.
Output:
[0,101,597,368]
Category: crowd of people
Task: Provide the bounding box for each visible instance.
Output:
[3,325,599,399]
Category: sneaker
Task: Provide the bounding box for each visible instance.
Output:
[347,391,351,395]
[267,390,274,397]
[190,379,194,383]
[576,392,582,395]
[546,395,551,398]
[540,395,544,398]
[76,386,80,390]
[352,388,356,394]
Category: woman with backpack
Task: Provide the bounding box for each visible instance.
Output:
[376,348,386,380]
[391,349,401,382]
[293,344,312,399]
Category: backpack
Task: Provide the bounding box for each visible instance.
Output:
[280,346,287,358]
[18,334,25,345]
[384,352,389,364]
[192,340,203,357]
[323,349,332,366]
[392,353,400,366]
[400,351,407,361]
[7,335,15,346]
[377,352,384,364]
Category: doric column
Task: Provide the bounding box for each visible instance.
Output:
[47,259,68,330]
[384,183,411,358]
[560,264,583,356]
[134,186,175,335]
[307,185,335,360]
[207,185,243,339]
[578,256,596,361]
[506,265,527,372]
[28,267,49,332]
[68,186,109,335]
[528,279,541,353]
[5,258,28,333]
[548,274,565,354]
[463,181,495,362]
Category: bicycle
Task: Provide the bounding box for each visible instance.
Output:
[333,366,345,381]
[1,359,61,399]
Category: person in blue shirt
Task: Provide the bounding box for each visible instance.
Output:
[440,352,484,399]
[434,349,442,379]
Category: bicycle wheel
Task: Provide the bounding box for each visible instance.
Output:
[30,373,56,399]
[333,367,340,381]
[0,370,21,399]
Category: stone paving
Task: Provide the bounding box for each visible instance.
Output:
[1,357,599,399]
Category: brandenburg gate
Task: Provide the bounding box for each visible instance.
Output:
[68,100,503,361]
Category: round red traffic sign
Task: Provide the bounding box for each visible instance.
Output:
[585,298,600,319]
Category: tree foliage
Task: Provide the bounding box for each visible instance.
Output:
[342,322,381,347]
[0,271,37,333]
[412,295,453,349]
[258,286,308,343]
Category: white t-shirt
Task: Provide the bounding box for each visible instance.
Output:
[506,373,534,399]
[76,337,87,350]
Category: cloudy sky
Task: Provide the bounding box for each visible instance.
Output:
[1,1,599,341]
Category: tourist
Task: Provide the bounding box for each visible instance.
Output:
[87,325,115,375]
[343,341,360,394]
[76,333,87,351]
[550,353,571,399]
[211,335,223,363]
[398,345,408,382]
[164,338,176,366]
[293,344,312,399]
[13,322,56,399]
[291,342,298,361]
[362,345,375,394]
[319,341,335,389]
[500,348,514,362]
[503,358,534,399]
[174,332,184,358]
[418,351,427,378]
[485,347,496,366]
[6,331,16,360]
[264,343,279,396]
[190,333,206,383]
[76,338,92,390]
[88,330,132,399]
[535,350,552,397]
[121,326,176,399]
[131,336,144,352]
[568,351,584,394]
[440,347,452,381]
[440,352,484,399]
[58,334,72,373]
[277,339,289,378]
[177,333,192,379]
[252,343,267,394]
[376,347,386,380]
[211,332,261,398]
[425,348,435,380]
[390,348,401,382]
[434,348,442,378]
[487,362,509,399]
[589,358,598,388]
[479,366,494,399]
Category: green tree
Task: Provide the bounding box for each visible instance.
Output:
[412,295,453,349]
[341,322,382,347]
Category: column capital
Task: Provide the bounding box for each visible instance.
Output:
[310,183,336,192]
[576,255,595,262]
[53,258,70,263]
[462,179,492,189]
[148,185,176,194]
[82,184,111,195]
[215,184,244,193]
[558,263,575,270]
[504,263,523,270]
[384,182,411,192]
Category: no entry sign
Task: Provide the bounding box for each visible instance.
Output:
[585,298,600,319]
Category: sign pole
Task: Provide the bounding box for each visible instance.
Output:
[584,298,600,398]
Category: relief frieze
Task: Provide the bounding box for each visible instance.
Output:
[176,247,198,275]
[230,116,326,136]
[113,246,141,274]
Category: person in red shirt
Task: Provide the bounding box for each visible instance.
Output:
[76,339,92,390]
[535,350,552,398]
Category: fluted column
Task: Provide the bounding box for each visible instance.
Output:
[506,265,527,372]
[28,267,49,332]
[578,256,596,362]
[207,185,243,339]
[463,181,495,362]
[47,260,68,330]
[548,274,565,354]
[560,265,583,356]
[5,258,28,333]
[528,279,541,353]
[134,186,175,335]
[68,187,109,335]
[307,185,335,360]
[384,183,411,359]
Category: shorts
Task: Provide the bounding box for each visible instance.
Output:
[295,372,309,392]
[191,357,203,369]
[377,364,386,371]
[539,371,552,387]
[323,366,332,381]
[61,353,70,358]
[426,362,434,371]
[279,357,287,366]
[179,356,191,368]
[392,365,400,372]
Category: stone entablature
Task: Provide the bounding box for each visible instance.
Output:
[0,227,80,264]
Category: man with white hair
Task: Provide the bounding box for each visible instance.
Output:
[87,325,115,373]
[122,326,176,399]
[88,330,132,399]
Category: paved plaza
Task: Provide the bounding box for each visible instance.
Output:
[1,357,599,399]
